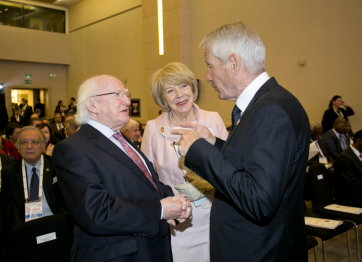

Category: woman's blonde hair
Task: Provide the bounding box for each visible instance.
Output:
[150,62,198,110]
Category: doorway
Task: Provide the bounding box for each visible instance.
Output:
[11,88,48,117]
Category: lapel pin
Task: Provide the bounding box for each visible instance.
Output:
[46,168,50,172]
[161,127,164,132]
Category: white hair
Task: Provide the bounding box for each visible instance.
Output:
[120,119,139,133]
[75,76,99,125]
[199,22,265,75]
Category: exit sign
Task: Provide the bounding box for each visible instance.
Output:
[25,74,32,85]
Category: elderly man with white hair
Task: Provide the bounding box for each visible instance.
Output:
[52,75,192,262]
[120,119,142,148]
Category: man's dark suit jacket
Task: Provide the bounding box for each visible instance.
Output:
[1,155,66,230]
[0,105,8,132]
[1,154,66,260]
[54,128,66,144]
[334,146,362,207]
[0,153,15,168]
[9,115,23,126]
[22,105,33,126]
[53,124,174,262]
[321,107,354,132]
[34,102,45,118]
[321,129,351,162]
[185,77,310,262]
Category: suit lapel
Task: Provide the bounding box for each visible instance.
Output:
[42,156,52,205]
[330,131,342,152]
[222,77,278,152]
[83,125,161,195]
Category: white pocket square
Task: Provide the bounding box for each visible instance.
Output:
[52,177,58,184]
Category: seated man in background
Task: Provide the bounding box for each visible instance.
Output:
[30,118,43,127]
[30,113,39,120]
[54,113,74,144]
[120,119,142,148]
[9,109,23,126]
[334,130,362,207]
[1,126,67,259]
[64,118,79,138]
[321,117,351,162]
[50,113,64,132]
[41,117,50,125]
[308,122,328,165]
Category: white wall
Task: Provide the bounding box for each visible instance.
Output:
[67,1,149,122]
[190,0,362,130]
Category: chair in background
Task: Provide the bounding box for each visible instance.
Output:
[309,163,362,262]
[304,201,353,262]
[10,213,74,262]
[306,235,318,261]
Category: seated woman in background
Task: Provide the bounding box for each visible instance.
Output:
[54,100,67,117]
[36,123,55,156]
[321,95,354,132]
[141,62,228,262]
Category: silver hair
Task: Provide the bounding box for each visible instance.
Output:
[310,122,322,131]
[120,119,139,133]
[75,76,99,125]
[15,126,46,148]
[199,22,265,75]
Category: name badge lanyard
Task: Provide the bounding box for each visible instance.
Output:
[22,155,44,202]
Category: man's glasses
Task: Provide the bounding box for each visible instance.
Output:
[20,140,42,147]
[91,89,131,99]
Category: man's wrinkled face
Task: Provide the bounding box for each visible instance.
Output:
[125,123,141,142]
[204,47,235,100]
[54,114,62,124]
[18,130,45,165]
[91,77,131,131]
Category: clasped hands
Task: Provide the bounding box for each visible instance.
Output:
[171,122,216,156]
[160,194,192,226]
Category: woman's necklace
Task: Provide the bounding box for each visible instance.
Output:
[169,107,197,126]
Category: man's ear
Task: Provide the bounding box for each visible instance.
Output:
[229,53,242,76]
[86,98,99,114]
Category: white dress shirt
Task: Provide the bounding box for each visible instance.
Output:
[235,72,270,116]
[24,160,53,217]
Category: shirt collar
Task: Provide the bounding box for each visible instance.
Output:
[24,158,41,174]
[235,72,270,113]
[87,119,117,139]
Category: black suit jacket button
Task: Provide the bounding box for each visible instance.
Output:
[163,234,168,239]
[142,233,146,237]
[138,233,142,236]
[134,233,138,237]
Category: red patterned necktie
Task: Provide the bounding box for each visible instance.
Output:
[360,154,362,161]
[113,132,159,193]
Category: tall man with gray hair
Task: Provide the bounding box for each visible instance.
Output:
[53,75,192,262]
[173,22,310,261]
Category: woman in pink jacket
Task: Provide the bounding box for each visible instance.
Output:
[141,62,228,262]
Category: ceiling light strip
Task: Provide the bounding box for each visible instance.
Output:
[157,0,164,55]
